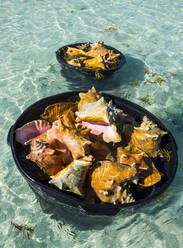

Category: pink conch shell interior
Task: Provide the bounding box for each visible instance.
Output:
[82,121,121,143]
[15,120,51,145]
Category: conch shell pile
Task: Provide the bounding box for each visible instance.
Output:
[62,42,120,70]
[15,87,167,205]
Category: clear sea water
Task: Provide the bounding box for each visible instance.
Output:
[0,0,183,247]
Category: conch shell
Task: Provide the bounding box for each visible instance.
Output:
[65,47,87,59]
[90,141,112,161]
[26,139,72,176]
[76,87,120,124]
[41,102,77,122]
[91,161,136,203]
[15,120,51,145]
[76,87,121,143]
[83,55,105,70]
[58,118,91,160]
[139,158,162,187]
[82,121,121,143]
[142,166,161,187]
[49,158,92,196]
[130,116,167,157]
[117,146,147,168]
[85,42,108,57]
[117,146,161,186]
[66,58,85,67]
[77,87,100,111]
[59,109,76,129]
[76,97,110,123]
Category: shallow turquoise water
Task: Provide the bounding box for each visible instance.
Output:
[0,0,183,247]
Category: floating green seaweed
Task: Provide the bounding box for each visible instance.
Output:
[95,71,104,79]
[151,72,157,77]
[144,67,157,77]
[154,77,165,84]
[139,95,152,105]
[11,222,34,240]
[144,66,160,77]
[10,49,14,53]
[144,67,151,75]
[144,77,165,85]
[144,67,165,85]
[156,189,169,206]
[178,163,183,167]
[124,43,130,48]
[79,7,87,11]
[103,26,117,32]
[158,149,172,163]
[129,80,139,86]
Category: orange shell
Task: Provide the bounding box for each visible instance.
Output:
[76,97,110,123]
[141,163,161,187]
[130,116,167,157]
[90,141,112,161]
[41,102,77,122]
[85,42,108,57]
[91,161,136,203]
[117,146,161,186]
[83,55,105,70]
[65,47,86,59]
[117,147,144,167]
[27,149,69,176]
[42,153,68,176]
[78,87,100,111]
[26,138,72,176]
[59,109,76,128]
[66,57,86,67]
[85,42,120,59]
[58,118,91,160]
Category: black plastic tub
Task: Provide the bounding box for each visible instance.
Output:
[56,43,126,79]
[7,92,178,216]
